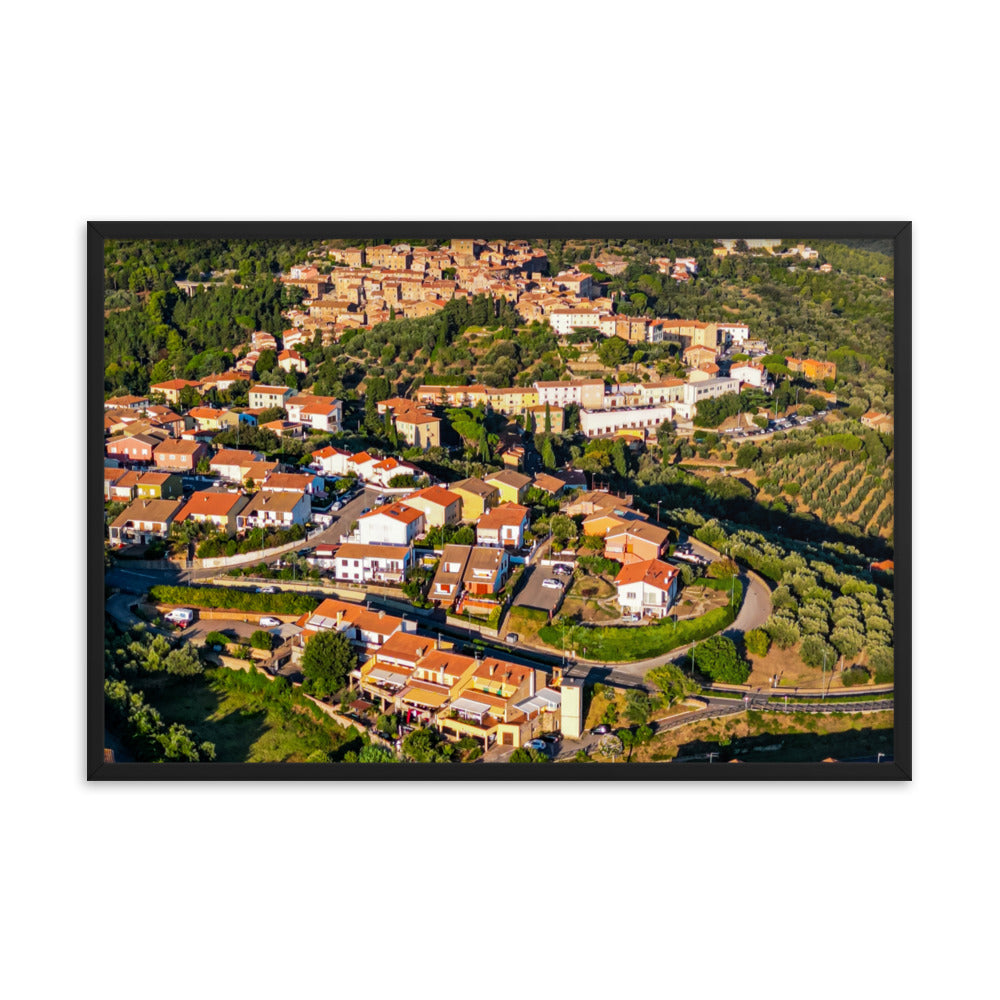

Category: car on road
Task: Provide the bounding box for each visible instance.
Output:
[505,632,520,644]
[591,724,612,735]
[541,578,563,590]
[553,564,573,576]
[255,586,277,594]
[622,613,640,623]
[540,732,562,744]
[259,616,282,628]
[331,501,342,511]
[524,739,548,752]
[361,507,371,514]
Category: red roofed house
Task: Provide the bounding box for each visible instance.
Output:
[105,433,163,465]
[475,503,530,550]
[603,521,670,565]
[683,344,717,367]
[153,438,210,472]
[278,349,308,374]
[614,558,680,618]
[357,502,425,546]
[285,395,342,432]
[175,490,249,535]
[261,471,325,495]
[248,384,294,410]
[310,445,352,477]
[150,380,201,406]
[210,449,265,482]
[369,457,421,488]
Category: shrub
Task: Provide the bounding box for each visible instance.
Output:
[840,667,870,687]
[745,628,771,657]
[250,630,273,651]
[204,631,230,647]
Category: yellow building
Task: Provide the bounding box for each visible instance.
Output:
[485,386,540,415]
[450,477,500,521]
[484,470,531,505]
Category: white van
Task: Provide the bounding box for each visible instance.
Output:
[164,608,195,625]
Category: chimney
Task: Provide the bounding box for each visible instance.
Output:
[489,662,496,677]
[529,669,536,697]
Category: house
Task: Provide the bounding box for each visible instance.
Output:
[729,361,769,388]
[476,503,530,549]
[484,470,531,505]
[187,406,229,431]
[531,473,566,496]
[484,386,540,415]
[614,559,681,618]
[105,432,164,465]
[450,477,500,521]
[285,394,342,432]
[105,469,140,501]
[347,451,380,482]
[134,471,182,500]
[429,545,472,606]
[534,378,605,410]
[294,598,414,657]
[394,408,441,449]
[310,445,352,477]
[248,384,294,410]
[261,419,304,438]
[152,438,209,472]
[400,486,463,528]
[149,380,201,406]
[210,449,265,482]
[603,521,670,565]
[278,349,308,373]
[396,649,480,728]
[356,502,425,546]
[261,471,325,495]
[104,394,150,410]
[462,545,510,596]
[174,490,249,535]
[683,344,717,367]
[108,498,183,546]
[564,489,635,517]
[198,371,251,394]
[359,630,437,707]
[580,404,674,439]
[145,406,186,437]
[413,383,489,408]
[862,410,894,433]
[331,543,413,584]
[243,460,280,485]
[785,357,837,381]
[235,490,311,532]
[369,457,422,488]
[527,403,565,434]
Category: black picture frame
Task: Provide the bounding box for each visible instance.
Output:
[89,221,910,781]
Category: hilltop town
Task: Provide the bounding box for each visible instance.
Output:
[103,235,896,765]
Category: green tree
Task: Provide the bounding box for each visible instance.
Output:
[358,743,396,763]
[597,733,625,761]
[164,644,203,676]
[249,630,273,650]
[597,336,630,368]
[300,630,356,699]
[540,436,556,470]
[691,636,750,684]
[402,727,453,762]
[736,442,760,468]
[646,663,700,705]
[624,688,652,726]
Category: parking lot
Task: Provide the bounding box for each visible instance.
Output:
[512,562,569,613]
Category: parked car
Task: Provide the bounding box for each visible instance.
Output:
[592,724,612,735]
[541,578,563,590]
[361,507,371,514]
[524,739,548,752]
[505,632,520,644]
[622,613,640,623]
[164,608,194,625]
[331,501,342,511]
[255,586,277,594]
[553,564,573,576]
[259,616,281,628]
[540,732,562,744]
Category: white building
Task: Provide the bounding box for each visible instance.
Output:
[235,490,311,532]
[548,308,605,336]
[729,362,769,388]
[356,502,425,546]
[310,446,352,477]
[614,559,680,618]
[534,379,606,410]
[332,543,412,583]
[579,404,675,439]
[717,323,750,346]
[682,377,741,406]
[285,395,342,433]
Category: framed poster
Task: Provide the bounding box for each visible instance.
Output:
[89,222,910,780]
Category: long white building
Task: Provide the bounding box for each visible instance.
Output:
[580,404,675,438]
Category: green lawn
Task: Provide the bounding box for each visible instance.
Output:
[134,669,360,762]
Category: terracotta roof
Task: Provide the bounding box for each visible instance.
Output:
[485,470,531,489]
[451,477,496,498]
[211,449,262,466]
[359,502,424,525]
[335,543,412,561]
[614,558,680,591]
[531,473,565,493]
[250,384,292,395]
[153,439,204,455]
[176,490,248,521]
[477,503,530,529]
[150,380,199,391]
[403,486,462,509]
[111,498,183,527]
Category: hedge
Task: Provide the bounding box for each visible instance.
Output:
[539,580,743,663]
[149,585,318,615]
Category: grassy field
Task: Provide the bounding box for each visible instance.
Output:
[630,709,894,763]
[133,669,360,763]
